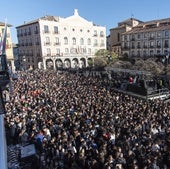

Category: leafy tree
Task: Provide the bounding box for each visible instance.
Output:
[93,56,107,68]
[95,49,118,66]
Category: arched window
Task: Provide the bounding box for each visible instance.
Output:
[87,38,91,45]
[72,37,76,45]
[64,37,68,45]
[80,38,84,45]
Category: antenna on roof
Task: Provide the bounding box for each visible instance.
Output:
[131,13,134,19]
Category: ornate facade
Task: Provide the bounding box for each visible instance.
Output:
[16,9,106,70]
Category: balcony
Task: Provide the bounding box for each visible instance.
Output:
[93,43,98,47]
[150,46,154,48]
[100,43,105,47]
[149,37,155,40]
[54,42,60,46]
[164,45,169,48]
[156,45,161,48]
[122,46,129,50]
[53,31,59,34]
[43,30,50,34]
[44,42,51,46]
[143,45,148,48]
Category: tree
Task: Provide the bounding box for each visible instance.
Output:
[93,56,107,68]
[95,49,118,66]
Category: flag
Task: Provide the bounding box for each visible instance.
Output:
[0,20,7,55]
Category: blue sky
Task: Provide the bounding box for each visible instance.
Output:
[1,0,170,43]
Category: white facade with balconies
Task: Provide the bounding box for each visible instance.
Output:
[16,9,106,70]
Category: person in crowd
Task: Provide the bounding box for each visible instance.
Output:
[4,69,170,169]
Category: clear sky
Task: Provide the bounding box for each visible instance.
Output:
[1,0,170,43]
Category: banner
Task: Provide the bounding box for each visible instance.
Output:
[0,21,7,55]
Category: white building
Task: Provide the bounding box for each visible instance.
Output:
[16,9,106,70]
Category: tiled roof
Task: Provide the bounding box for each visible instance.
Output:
[16,15,60,28]
[123,18,170,34]
[0,22,12,27]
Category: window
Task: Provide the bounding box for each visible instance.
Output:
[70,48,77,54]
[47,48,51,56]
[100,31,104,37]
[45,37,50,45]
[87,38,91,45]
[94,39,98,46]
[137,50,140,57]
[132,34,135,40]
[137,34,140,39]
[101,39,105,47]
[72,37,76,45]
[164,40,169,48]
[143,50,147,57]
[56,48,60,55]
[137,42,140,48]
[157,50,161,54]
[54,26,58,34]
[157,41,161,47]
[65,48,69,54]
[150,32,154,38]
[88,48,91,54]
[124,35,127,41]
[94,30,97,36]
[80,38,84,45]
[143,41,147,48]
[150,50,154,56]
[44,25,49,33]
[64,37,68,45]
[132,42,135,49]
[144,33,147,38]
[117,33,120,41]
[157,32,161,38]
[35,26,38,34]
[55,37,59,45]
[150,41,154,48]
[165,31,169,37]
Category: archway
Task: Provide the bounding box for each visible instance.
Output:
[72,58,79,68]
[46,59,54,69]
[64,59,71,68]
[80,58,86,68]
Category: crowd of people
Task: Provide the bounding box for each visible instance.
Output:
[4,69,170,169]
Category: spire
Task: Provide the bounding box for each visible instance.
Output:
[74,9,79,16]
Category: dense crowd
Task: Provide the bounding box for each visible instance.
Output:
[4,70,170,169]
